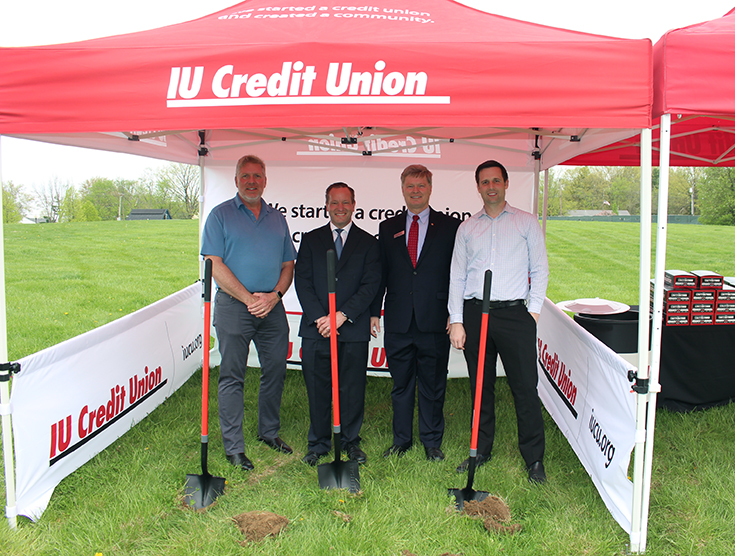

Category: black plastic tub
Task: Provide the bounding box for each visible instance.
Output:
[573,306,651,353]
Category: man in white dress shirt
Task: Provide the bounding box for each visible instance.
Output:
[448,160,549,484]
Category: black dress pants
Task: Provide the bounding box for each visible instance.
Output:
[462,300,545,466]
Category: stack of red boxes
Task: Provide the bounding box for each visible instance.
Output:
[717,278,735,324]
[652,270,735,326]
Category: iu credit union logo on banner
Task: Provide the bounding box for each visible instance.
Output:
[166,60,450,108]
[48,365,167,466]
[537,337,582,420]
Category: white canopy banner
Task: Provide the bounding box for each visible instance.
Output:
[10,284,202,521]
[204,162,533,378]
[537,298,636,533]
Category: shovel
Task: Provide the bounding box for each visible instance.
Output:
[317,249,360,493]
[449,269,493,511]
[184,258,226,509]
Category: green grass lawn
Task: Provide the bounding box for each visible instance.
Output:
[1,220,734,556]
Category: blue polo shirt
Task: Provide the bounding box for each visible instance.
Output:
[201,195,297,293]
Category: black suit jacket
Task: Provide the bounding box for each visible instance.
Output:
[371,208,460,334]
[296,223,381,342]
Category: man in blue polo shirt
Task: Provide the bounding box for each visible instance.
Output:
[201,154,297,471]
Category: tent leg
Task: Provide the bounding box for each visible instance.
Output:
[542,168,549,236]
[640,114,671,554]
[532,157,541,217]
[196,145,220,367]
[630,127,652,553]
[0,137,19,529]
[1,363,19,530]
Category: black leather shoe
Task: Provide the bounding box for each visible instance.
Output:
[258,436,293,454]
[424,446,445,461]
[456,453,490,473]
[527,461,547,484]
[302,451,326,467]
[226,452,254,470]
[383,444,410,458]
[345,443,367,464]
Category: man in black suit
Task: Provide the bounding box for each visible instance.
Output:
[370,165,461,461]
[295,182,381,467]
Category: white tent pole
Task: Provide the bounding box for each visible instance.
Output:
[0,136,19,530]
[198,154,205,281]
[532,157,541,217]
[542,169,549,236]
[639,113,671,553]
[630,127,652,553]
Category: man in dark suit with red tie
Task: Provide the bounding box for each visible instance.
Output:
[295,182,381,467]
[370,165,461,461]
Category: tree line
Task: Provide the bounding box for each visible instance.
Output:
[539,166,735,224]
[2,163,200,224]
[3,164,735,225]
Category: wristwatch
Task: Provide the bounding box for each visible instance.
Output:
[340,311,353,323]
[273,290,283,300]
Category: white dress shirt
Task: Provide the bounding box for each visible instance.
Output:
[448,203,549,323]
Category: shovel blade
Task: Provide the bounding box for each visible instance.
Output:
[317,460,360,493]
[184,472,226,510]
[448,486,489,512]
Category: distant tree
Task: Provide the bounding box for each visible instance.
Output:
[36,178,70,223]
[156,163,200,219]
[667,169,695,215]
[556,167,610,213]
[605,167,641,215]
[59,186,83,222]
[3,180,32,223]
[79,200,101,222]
[677,167,703,215]
[698,167,735,225]
[538,170,562,216]
[79,177,137,221]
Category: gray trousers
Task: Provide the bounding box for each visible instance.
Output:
[214,290,289,455]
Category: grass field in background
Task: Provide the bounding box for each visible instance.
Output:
[1,220,734,556]
[3,220,200,359]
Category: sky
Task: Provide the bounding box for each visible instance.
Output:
[1,0,734,210]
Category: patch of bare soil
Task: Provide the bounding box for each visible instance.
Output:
[462,496,522,535]
[232,511,289,543]
[247,459,288,485]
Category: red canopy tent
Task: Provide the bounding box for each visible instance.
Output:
[560,9,735,552]
[0,0,655,544]
[567,8,735,167]
[0,0,651,171]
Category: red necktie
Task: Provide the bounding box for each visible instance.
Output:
[408,214,419,267]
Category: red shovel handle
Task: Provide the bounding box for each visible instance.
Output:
[470,270,493,453]
[327,250,340,429]
[201,258,213,437]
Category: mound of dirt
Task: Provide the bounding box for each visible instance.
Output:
[462,496,522,535]
[232,511,289,543]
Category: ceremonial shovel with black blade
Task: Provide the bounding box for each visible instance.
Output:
[184,258,226,509]
[317,249,360,493]
[449,269,492,511]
